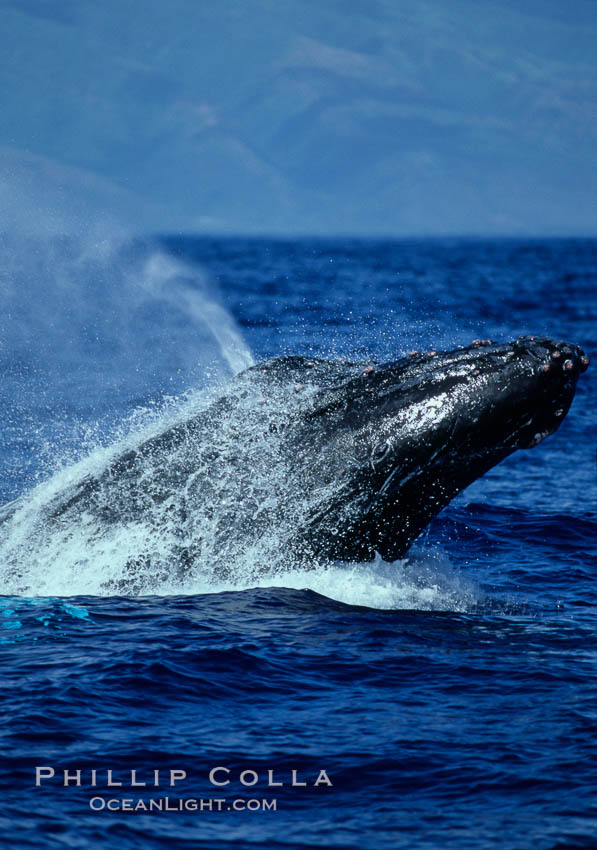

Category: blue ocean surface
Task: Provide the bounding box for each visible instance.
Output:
[0,236,595,849]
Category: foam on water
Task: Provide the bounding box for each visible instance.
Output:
[153,550,480,612]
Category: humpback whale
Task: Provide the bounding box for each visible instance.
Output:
[0,336,589,590]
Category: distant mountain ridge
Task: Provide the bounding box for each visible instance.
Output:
[1,0,596,235]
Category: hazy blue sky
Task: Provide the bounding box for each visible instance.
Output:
[1,0,596,235]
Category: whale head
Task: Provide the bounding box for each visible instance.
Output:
[301,337,589,562]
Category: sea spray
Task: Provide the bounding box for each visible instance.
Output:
[0,232,252,499]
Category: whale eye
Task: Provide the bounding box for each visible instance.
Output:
[371,442,390,465]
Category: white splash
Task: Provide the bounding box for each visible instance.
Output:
[147,549,480,612]
[0,234,475,612]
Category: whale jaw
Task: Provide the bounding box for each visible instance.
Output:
[299,337,588,563]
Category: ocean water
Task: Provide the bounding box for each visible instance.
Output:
[0,235,595,849]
